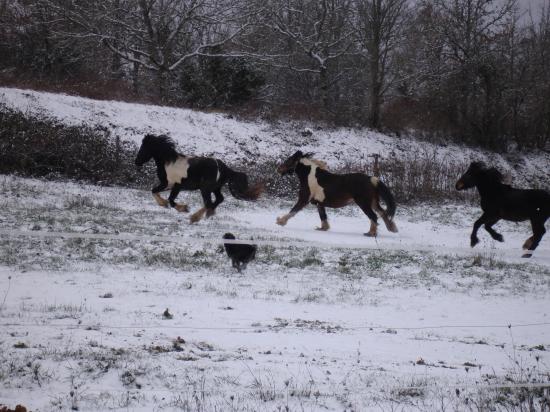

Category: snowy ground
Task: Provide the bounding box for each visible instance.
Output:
[0,175,549,411]
[2,87,549,188]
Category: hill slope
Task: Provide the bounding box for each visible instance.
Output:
[1,87,549,187]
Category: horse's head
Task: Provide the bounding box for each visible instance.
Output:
[277,151,312,175]
[456,161,487,190]
[135,134,176,167]
[135,134,156,167]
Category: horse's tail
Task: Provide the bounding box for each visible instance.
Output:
[374,178,396,219]
[226,167,264,201]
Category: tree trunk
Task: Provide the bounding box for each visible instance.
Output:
[157,69,168,102]
[368,55,382,129]
[319,66,329,110]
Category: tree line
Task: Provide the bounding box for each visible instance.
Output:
[1,0,549,150]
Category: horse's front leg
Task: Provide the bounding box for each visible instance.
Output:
[470,213,488,247]
[152,182,169,207]
[190,189,213,223]
[168,183,189,213]
[484,218,503,242]
[315,205,330,231]
[276,188,309,226]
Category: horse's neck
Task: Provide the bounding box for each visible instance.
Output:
[153,152,181,168]
[476,181,505,198]
[154,158,166,169]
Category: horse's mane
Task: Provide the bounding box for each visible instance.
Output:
[145,134,176,150]
[300,152,328,170]
[144,134,179,161]
[476,162,506,184]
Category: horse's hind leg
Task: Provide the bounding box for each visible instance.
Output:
[316,205,330,231]
[484,218,503,242]
[355,198,379,237]
[207,189,225,217]
[373,200,398,233]
[522,236,534,250]
[523,219,546,258]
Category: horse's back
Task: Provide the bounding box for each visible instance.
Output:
[316,169,376,203]
[493,186,550,221]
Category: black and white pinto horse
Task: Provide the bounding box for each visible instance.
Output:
[135,134,263,223]
[456,161,550,257]
[276,151,398,236]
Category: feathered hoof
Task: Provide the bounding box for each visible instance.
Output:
[276,216,288,226]
[522,237,533,250]
[315,221,330,231]
[521,252,533,258]
[175,204,189,213]
[190,208,206,224]
[206,208,216,218]
[153,194,168,207]
[364,232,377,237]
[388,221,398,233]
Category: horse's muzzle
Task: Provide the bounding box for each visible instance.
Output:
[455,180,465,190]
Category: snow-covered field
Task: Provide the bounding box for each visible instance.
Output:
[0,88,549,410]
[1,87,549,187]
[0,175,549,411]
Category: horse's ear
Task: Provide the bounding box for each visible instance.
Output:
[486,167,504,183]
[294,150,303,157]
[471,161,486,170]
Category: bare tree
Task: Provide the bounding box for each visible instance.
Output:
[352,0,408,128]
[40,0,256,100]
[260,0,355,110]
[426,0,517,145]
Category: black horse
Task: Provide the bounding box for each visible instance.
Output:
[456,161,550,257]
[276,151,398,236]
[135,134,263,223]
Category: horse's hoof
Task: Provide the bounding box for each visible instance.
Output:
[523,237,533,250]
[206,209,215,218]
[470,237,479,247]
[388,222,398,233]
[276,217,287,226]
[521,253,533,258]
[364,232,376,237]
[175,204,189,213]
[494,234,504,242]
[315,221,330,231]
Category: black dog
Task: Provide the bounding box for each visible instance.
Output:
[222,233,257,272]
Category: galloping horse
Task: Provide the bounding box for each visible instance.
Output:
[135,134,263,223]
[456,161,550,257]
[276,151,398,236]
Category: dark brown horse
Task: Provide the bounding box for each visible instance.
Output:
[456,161,550,258]
[276,151,398,236]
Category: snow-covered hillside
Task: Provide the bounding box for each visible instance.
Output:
[1,87,549,187]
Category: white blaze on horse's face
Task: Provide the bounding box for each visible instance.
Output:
[165,156,189,187]
[300,158,326,202]
[370,176,379,187]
